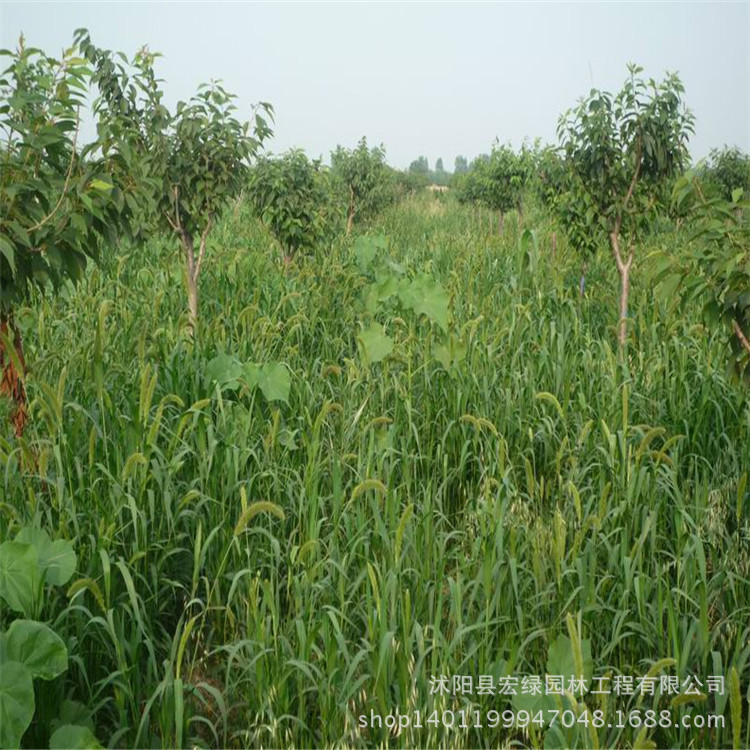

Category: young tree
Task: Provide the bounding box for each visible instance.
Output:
[80,33,273,332]
[331,137,393,234]
[558,64,693,347]
[0,35,141,435]
[247,150,339,264]
[435,157,444,173]
[477,144,528,235]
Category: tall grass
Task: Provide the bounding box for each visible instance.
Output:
[1,193,748,748]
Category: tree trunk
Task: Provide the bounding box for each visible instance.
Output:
[0,313,28,437]
[180,233,199,335]
[497,210,504,236]
[617,261,631,348]
[610,232,634,349]
[551,231,557,261]
[186,273,199,334]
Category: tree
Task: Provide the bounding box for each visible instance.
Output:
[558,64,693,347]
[80,33,273,333]
[471,144,528,234]
[0,34,142,435]
[454,155,468,175]
[435,157,444,173]
[702,146,750,202]
[247,150,339,264]
[331,137,393,234]
[409,155,429,175]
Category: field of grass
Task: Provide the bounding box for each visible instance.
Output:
[1,193,749,748]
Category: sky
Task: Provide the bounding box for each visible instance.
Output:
[1,1,748,170]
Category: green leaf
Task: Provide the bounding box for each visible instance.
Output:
[432,334,467,373]
[0,542,40,616]
[52,700,94,733]
[546,634,593,686]
[0,660,34,749]
[399,276,450,332]
[204,354,243,391]
[357,322,393,365]
[88,179,113,192]
[3,620,67,680]
[512,686,556,716]
[353,235,379,272]
[243,362,291,404]
[15,528,76,587]
[0,234,15,276]
[49,725,103,750]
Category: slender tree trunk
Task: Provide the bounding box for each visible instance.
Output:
[180,233,199,335]
[610,232,634,349]
[0,313,28,437]
[186,273,199,333]
[497,210,504,236]
[551,231,557,261]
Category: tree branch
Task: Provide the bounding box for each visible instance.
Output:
[614,136,643,237]
[26,109,81,234]
[193,215,213,281]
[733,319,750,357]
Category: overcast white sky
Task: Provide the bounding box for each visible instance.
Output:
[1,1,748,169]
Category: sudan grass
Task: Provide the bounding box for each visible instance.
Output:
[1,192,749,748]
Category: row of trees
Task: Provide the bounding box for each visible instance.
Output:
[1,30,273,434]
[0,31,412,435]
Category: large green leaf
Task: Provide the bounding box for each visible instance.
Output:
[49,725,103,750]
[4,620,68,680]
[354,234,387,273]
[399,276,450,332]
[15,528,76,587]
[357,323,394,365]
[204,354,243,391]
[0,660,34,749]
[432,334,467,373]
[243,362,291,404]
[546,634,593,688]
[0,542,40,616]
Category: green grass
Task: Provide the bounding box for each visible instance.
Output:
[1,193,749,748]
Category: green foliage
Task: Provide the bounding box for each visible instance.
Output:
[204,354,291,404]
[331,137,395,229]
[0,35,142,310]
[79,30,273,326]
[656,172,750,379]
[408,155,429,175]
[247,150,339,261]
[0,528,75,618]
[558,64,694,246]
[1,194,749,748]
[701,146,750,202]
[452,145,528,218]
[0,529,98,749]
